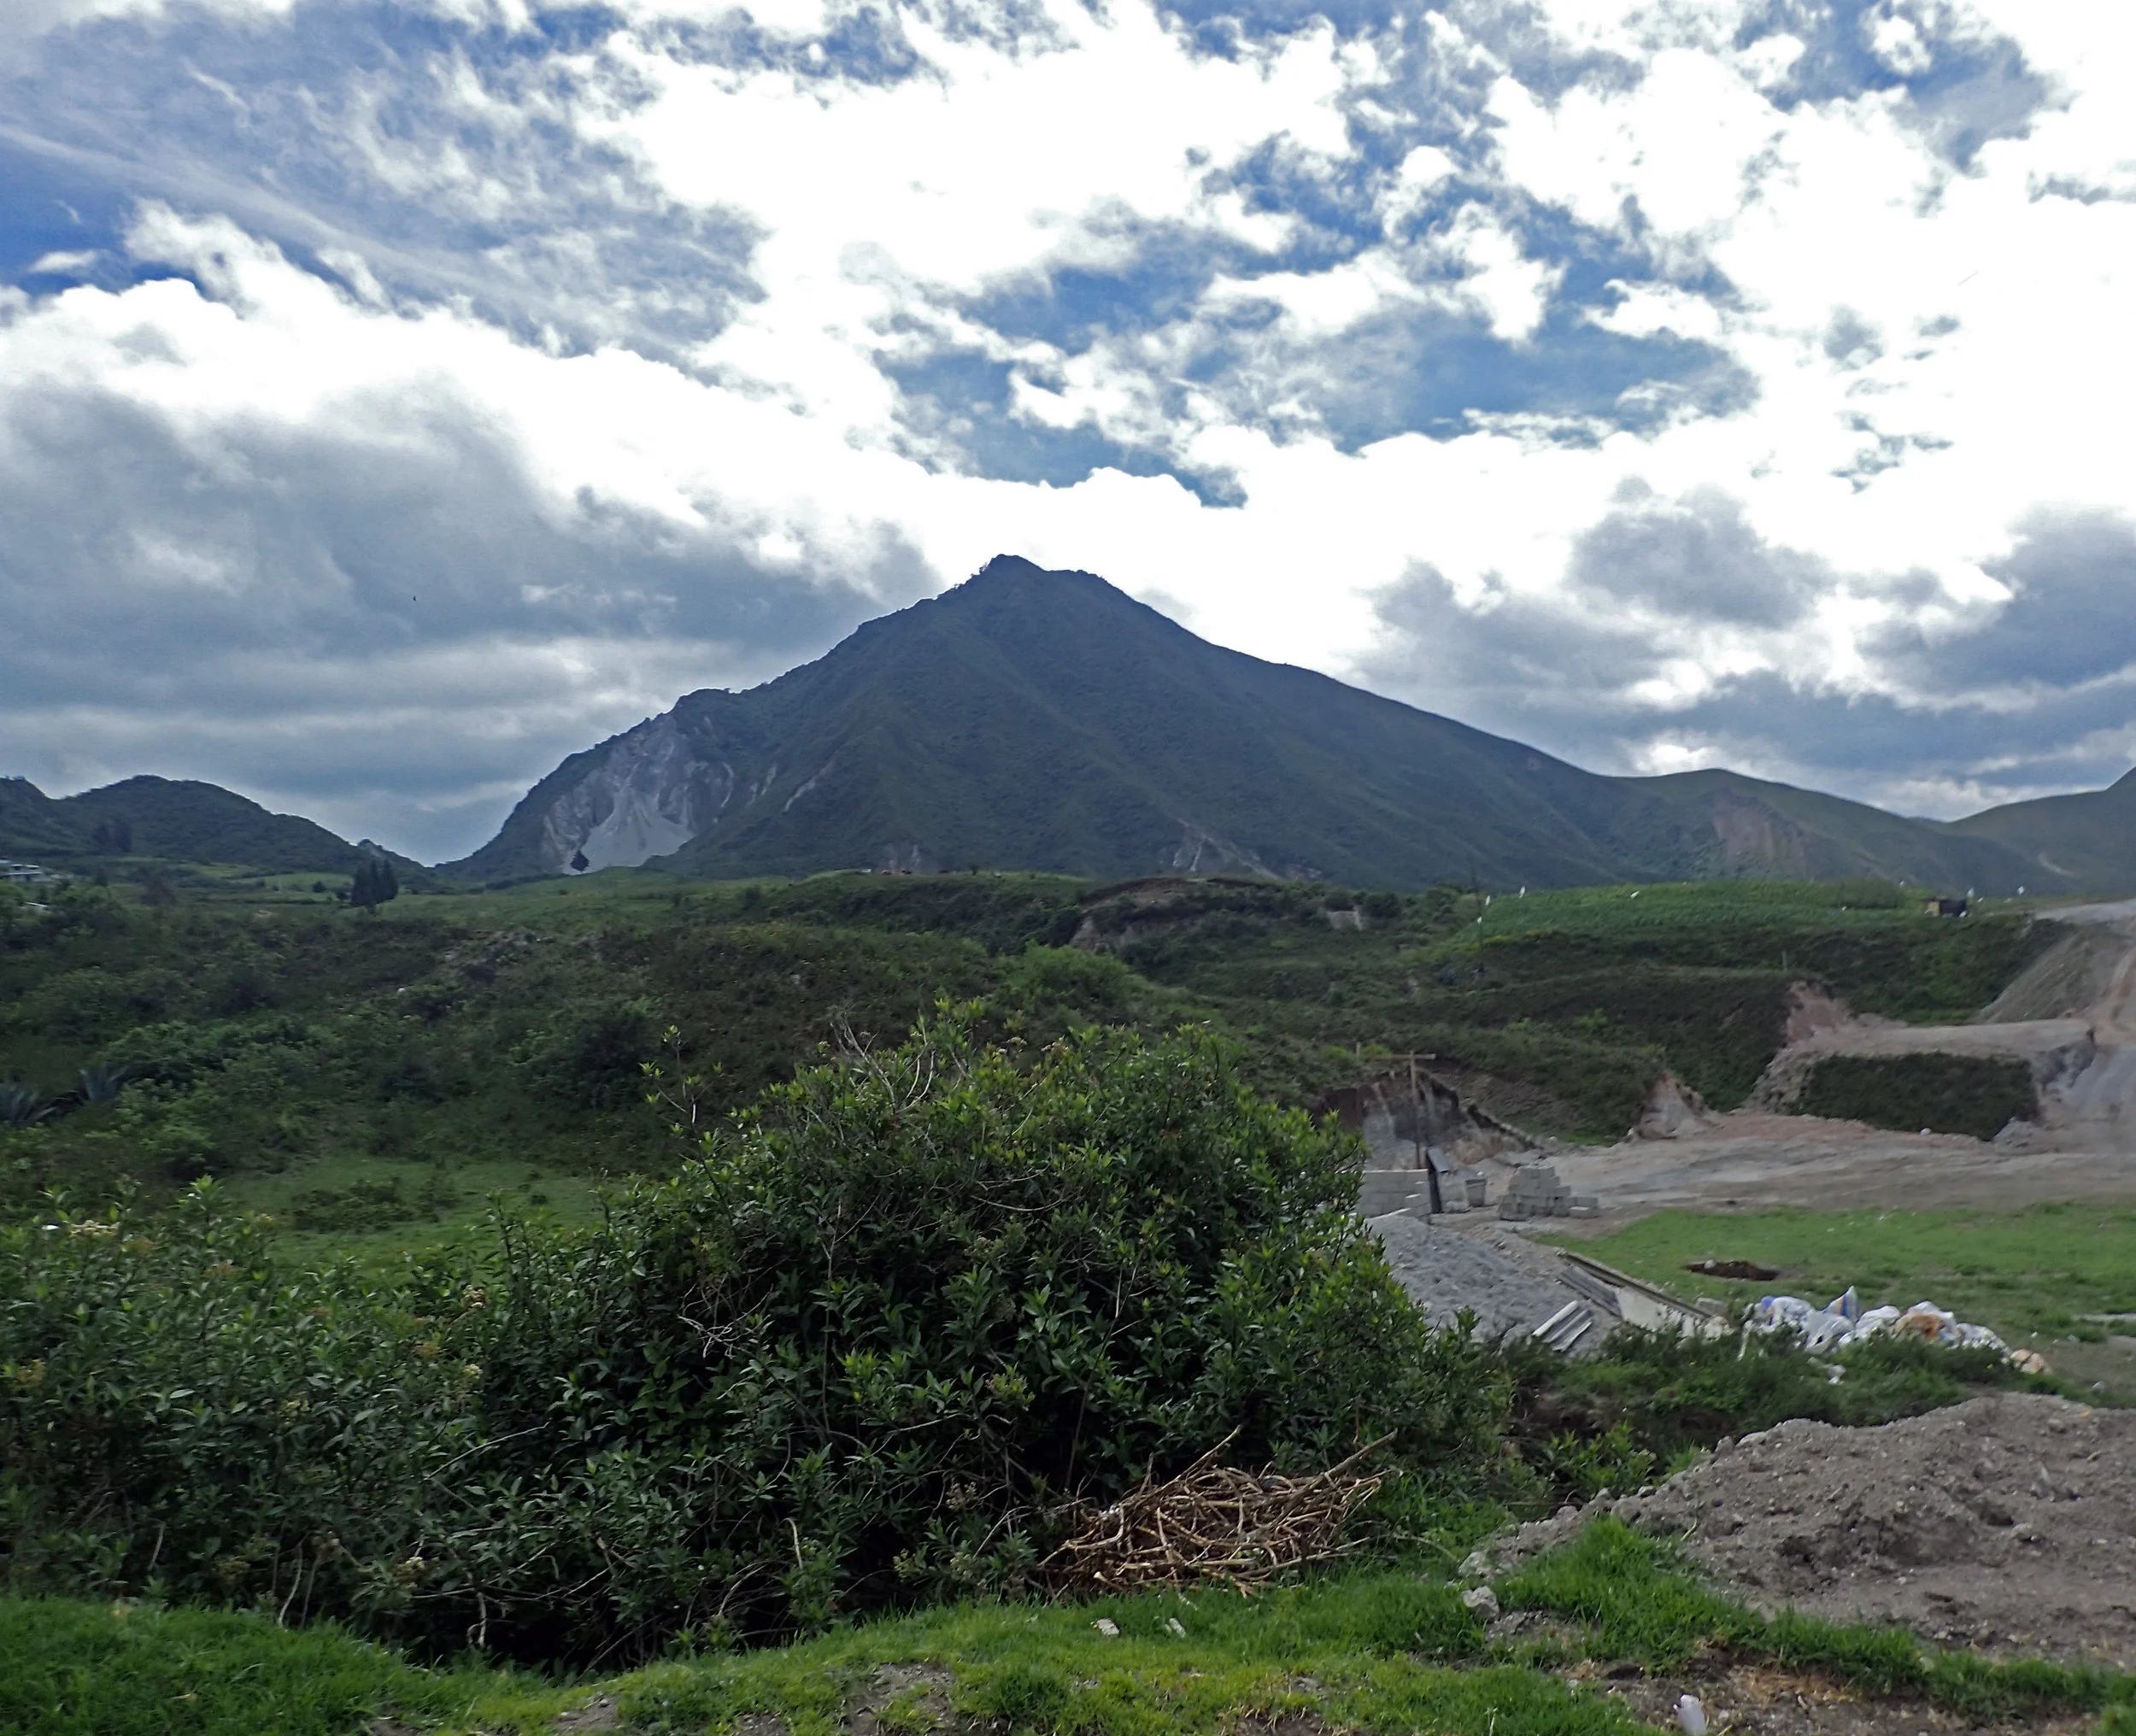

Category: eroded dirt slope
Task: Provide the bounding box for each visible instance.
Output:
[1493,1393,2136,1669]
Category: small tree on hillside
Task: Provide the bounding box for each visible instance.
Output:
[349,853,400,912]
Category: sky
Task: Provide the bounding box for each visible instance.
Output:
[1,0,2132,862]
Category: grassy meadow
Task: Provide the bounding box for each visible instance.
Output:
[1551,1203,2136,1400]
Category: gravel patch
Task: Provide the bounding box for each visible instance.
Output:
[1365,1212,1592,1345]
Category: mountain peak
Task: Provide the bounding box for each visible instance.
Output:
[443,556,2077,894]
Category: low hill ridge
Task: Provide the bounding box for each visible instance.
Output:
[0,774,420,877]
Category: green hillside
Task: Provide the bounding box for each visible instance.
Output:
[0,774,422,879]
[448,557,2063,895]
[1628,767,2052,890]
[0,779,81,858]
[0,869,2049,1238]
[1944,766,2136,893]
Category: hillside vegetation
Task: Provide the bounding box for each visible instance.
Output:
[0,871,2051,1233]
[0,775,423,880]
[3,870,2115,1733]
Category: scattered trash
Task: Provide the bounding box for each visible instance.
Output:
[1746,1287,2045,1369]
[1094,1618,1119,1637]
[1165,1616,1187,1638]
[1460,1584,1499,1619]
[1677,1694,1708,1736]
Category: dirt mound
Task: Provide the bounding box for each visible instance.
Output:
[1489,1393,2136,1668]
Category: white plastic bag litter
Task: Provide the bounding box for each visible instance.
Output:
[1748,1293,1852,1350]
[1747,1292,2017,1361]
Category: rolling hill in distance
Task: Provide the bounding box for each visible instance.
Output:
[5,555,2131,895]
[0,775,424,880]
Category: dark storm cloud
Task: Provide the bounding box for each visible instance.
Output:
[1570,488,1827,628]
[1367,558,1667,720]
[0,334,921,857]
[1875,510,2136,692]
[1364,497,2136,817]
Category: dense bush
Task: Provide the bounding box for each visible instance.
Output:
[1796,1053,2038,1140]
[0,1013,1502,1662]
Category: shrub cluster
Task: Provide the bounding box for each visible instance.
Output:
[1,1013,1503,1662]
[1796,1053,2038,1141]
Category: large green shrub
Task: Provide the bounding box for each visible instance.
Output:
[1,1013,1501,1662]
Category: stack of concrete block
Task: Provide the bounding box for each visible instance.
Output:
[1496,1164,1599,1220]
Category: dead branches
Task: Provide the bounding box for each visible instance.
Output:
[1042,1432,1393,1595]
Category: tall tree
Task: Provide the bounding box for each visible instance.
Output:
[350,853,399,912]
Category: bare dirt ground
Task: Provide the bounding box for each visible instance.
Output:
[1488,1393,2136,1672]
[1577,1661,2097,1736]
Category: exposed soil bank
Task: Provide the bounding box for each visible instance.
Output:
[1492,1393,2136,1670]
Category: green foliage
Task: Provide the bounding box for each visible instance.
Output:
[1507,1325,2064,1475]
[513,995,660,1109]
[690,873,1089,954]
[1796,1052,2038,1139]
[0,871,2069,1223]
[1524,1423,1657,1502]
[12,1523,2133,1736]
[2,1086,53,1128]
[1,1017,1503,1662]
[286,1172,460,1234]
[349,854,399,912]
[0,889,1179,1223]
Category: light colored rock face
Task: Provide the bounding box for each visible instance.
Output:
[1701,788,1812,877]
[1634,1071,1715,1140]
[538,713,734,872]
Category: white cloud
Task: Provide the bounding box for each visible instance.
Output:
[3,0,2135,848]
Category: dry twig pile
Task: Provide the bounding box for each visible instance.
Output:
[1043,1433,1392,1594]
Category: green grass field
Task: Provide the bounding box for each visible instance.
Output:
[0,1596,560,1736]
[8,1523,2131,1736]
[1554,1203,2136,1360]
